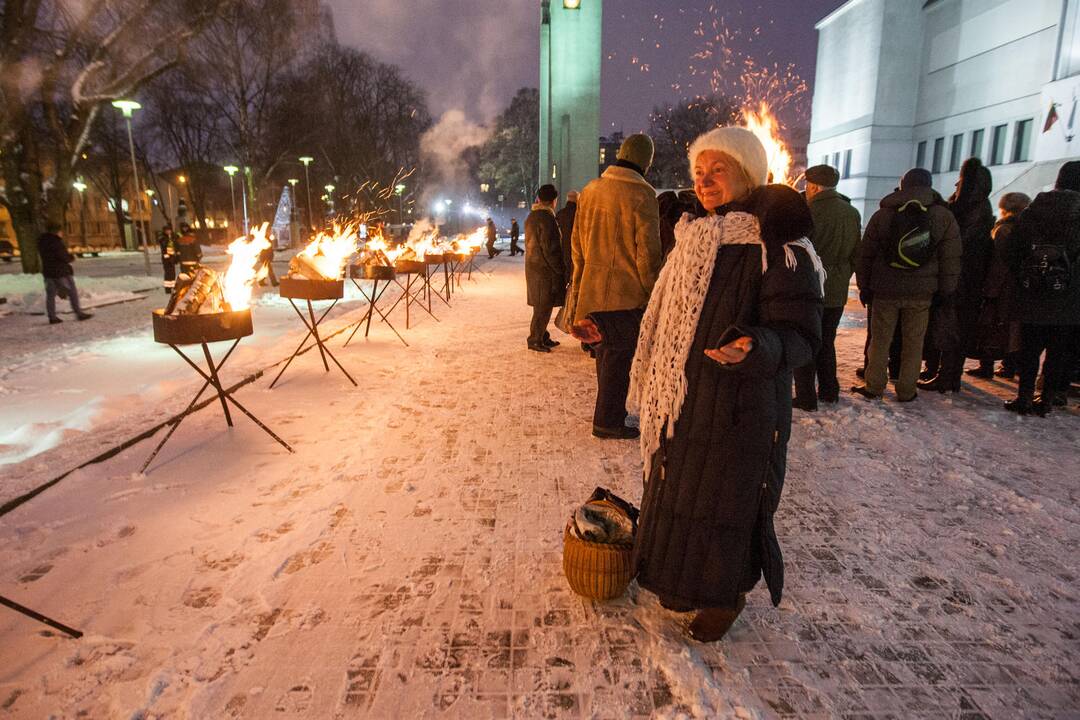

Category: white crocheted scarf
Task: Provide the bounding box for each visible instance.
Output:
[627,211,824,480]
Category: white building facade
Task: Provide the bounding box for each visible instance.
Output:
[809,0,1080,220]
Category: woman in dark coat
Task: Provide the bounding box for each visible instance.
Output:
[973,193,1031,375]
[573,128,823,641]
[920,158,995,390]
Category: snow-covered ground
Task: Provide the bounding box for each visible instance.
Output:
[0,255,1077,719]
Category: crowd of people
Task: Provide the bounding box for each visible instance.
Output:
[518,126,1078,643]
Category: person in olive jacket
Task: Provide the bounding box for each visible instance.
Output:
[1003,161,1080,415]
[853,169,962,402]
[793,165,861,409]
[524,184,565,352]
[38,222,93,324]
[574,127,824,642]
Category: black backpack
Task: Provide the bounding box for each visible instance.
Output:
[887,200,936,270]
[1021,243,1072,295]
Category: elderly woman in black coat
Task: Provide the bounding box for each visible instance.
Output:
[573,127,823,641]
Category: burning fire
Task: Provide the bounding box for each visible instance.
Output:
[743,102,793,186]
[297,225,358,279]
[223,223,271,310]
[364,229,405,265]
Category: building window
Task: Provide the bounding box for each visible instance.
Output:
[842,149,853,179]
[970,129,985,160]
[599,147,606,165]
[949,134,964,172]
[916,141,927,168]
[990,124,1008,165]
[832,151,841,169]
[1012,119,1033,163]
[821,155,829,166]
[931,137,945,174]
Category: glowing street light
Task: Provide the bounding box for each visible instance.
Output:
[395,183,407,223]
[111,98,150,275]
[299,156,314,232]
[72,179,88,248]
[223,165,239,232]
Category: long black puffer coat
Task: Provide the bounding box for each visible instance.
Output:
[947,159,995,354]
[631,185,823,610]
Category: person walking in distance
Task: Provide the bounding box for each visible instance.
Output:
[562,133,662,439]
[485,217,500,259]
[38,221,93,324]
[176,223,202,276]
[509,218,522,256]
[793,165,862,410]
[524,185,566,352]
[158,225,177,295]
[852,169,962,402]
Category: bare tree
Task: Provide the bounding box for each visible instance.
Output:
[647,95,740,189]
[476,88,539,207]
[0,0,224,272]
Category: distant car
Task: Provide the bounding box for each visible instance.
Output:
[0,240,15,262]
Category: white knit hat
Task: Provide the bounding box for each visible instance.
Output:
[687,127,769,187]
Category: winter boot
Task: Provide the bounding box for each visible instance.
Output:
[592,424,640,440]
[850,385,881,400]
[688,594,746,643]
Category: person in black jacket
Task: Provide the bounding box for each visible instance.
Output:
[1003,161,1080,415]
[574,128,823,642]
[158,225,177,295]
[524,185,565,352]
[508,218,521,256]
[555,191,578,272]
[175,223,202,276]
[920,158,995,392]
[38,222,92,324]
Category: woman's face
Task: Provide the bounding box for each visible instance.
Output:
[693,150,751,211]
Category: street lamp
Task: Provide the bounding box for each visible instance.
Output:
[324,184,336,218]
[73,179,88,249]
[111,98,150,275]
[299,156,314,233]
[223,165,239,233]
[395,183,407,225]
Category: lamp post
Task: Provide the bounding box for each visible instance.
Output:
[299,156,314,233]
[111,98,150,275]
[324,183,336,218]
[288,179,300,247]
[395,183,407,225]
[72,179,88,249]
[223,165,239,232]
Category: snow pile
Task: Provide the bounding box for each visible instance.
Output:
[0,274,156,315]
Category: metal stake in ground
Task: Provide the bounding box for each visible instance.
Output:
[0,594,83,638]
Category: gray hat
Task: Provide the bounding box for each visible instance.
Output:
[805,165,839,188]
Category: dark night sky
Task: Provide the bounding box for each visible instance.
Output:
[328,1,848,132]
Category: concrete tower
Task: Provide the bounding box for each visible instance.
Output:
[539,0,602,201]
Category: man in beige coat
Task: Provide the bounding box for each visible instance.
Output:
[563,133,662,439]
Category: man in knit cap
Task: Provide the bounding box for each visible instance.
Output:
[562,133,662,439]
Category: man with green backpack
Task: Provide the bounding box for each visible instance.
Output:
[852,168,962,402]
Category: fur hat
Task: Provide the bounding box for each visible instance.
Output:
[688,127,769,187]
[805,164,839,188]
[617,134,655,172]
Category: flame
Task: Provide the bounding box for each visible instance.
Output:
[223,223,271,311]
[742,102,793,186]
[364,229,405,265]
[299,224,358,279]
[454,227,486,253]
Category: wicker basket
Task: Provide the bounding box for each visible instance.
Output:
[562,521,634,600]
